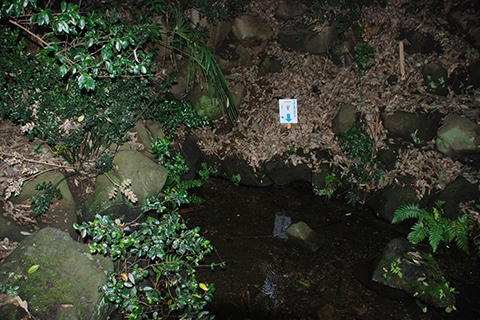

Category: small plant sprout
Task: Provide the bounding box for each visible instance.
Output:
[232,173,242,186]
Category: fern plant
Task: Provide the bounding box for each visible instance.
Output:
[393,201,473,254]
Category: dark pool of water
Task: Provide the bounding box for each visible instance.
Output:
[183,178,480,320]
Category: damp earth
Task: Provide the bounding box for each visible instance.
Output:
[178,178,480,320]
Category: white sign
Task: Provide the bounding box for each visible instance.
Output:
[279,99,297,124]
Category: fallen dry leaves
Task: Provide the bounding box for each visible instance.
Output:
[191,0,480,197]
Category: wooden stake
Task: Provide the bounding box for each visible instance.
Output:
[287,123,292,129]
[399,41,406,81]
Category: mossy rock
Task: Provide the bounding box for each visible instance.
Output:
[0,227,113,320]
[436,114,480,159]
[8,170,78,240]
[81,150,168,223]
[187,85,224,120]
[372,238,455,308]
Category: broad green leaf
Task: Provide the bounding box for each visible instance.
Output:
[61,1,66,12]
[101,45,113,60]
[78,74,87,87]
[105,60,113,73]
[28,264,40,274]
[59,65,68,77]
[85,76,95,91]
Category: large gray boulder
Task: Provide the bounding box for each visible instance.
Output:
[82,150,168,223]
[278,24,337,55]
[436,114,480,160]
[231,15,273,46]
[0,227,113,320]
[381,111,440,146]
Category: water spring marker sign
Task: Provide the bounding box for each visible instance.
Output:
[279,99,297,127]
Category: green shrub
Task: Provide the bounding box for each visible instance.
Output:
[339,129,385,188]
[74,213,221,319]
[1,0,237,174]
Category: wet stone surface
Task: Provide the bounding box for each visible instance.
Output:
[183,178,480,320]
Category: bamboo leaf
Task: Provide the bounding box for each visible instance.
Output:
[28,265,40,274]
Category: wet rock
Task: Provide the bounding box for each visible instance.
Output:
[381,111,441,146]
[216,40,253,70]
[231,15,273,46]
[311,163,334,194]
[179,134,203,181]
[371,238,455,308]
[448,10,480,51]
[265,160,311,185]
[285,221,325,252]
[310,150,333,193]
[376,144,401,170]
[366,177,419,223]
[275,1,305,21]
[353,256,412,304]
[329,40,354,68]
[82,150,168,223]
[278,24,337,55]
[397,30,439,54]
[202,155,272,187]
[10,170,78,239]
[0,227,112,320]
[450,66,469,94]
[207,20,232,49]
[0,212,32,243]
[469,60,480,89]
[332,103,359,134]
[257,54,283,77]
[145,119,165,142]
[427,176,480,220]
[422,63,449,96]
[170,59,190,98]
[436,114,480,160]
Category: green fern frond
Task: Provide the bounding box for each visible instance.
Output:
[455,232,470,254]
[177,179,202,191]
[428,222,444,253]
[188,195,204,206]
[392,203,425,223]
[407,221,427,244]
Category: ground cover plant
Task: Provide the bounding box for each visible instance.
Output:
[74,133,223,319]
[1,0,237,317]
